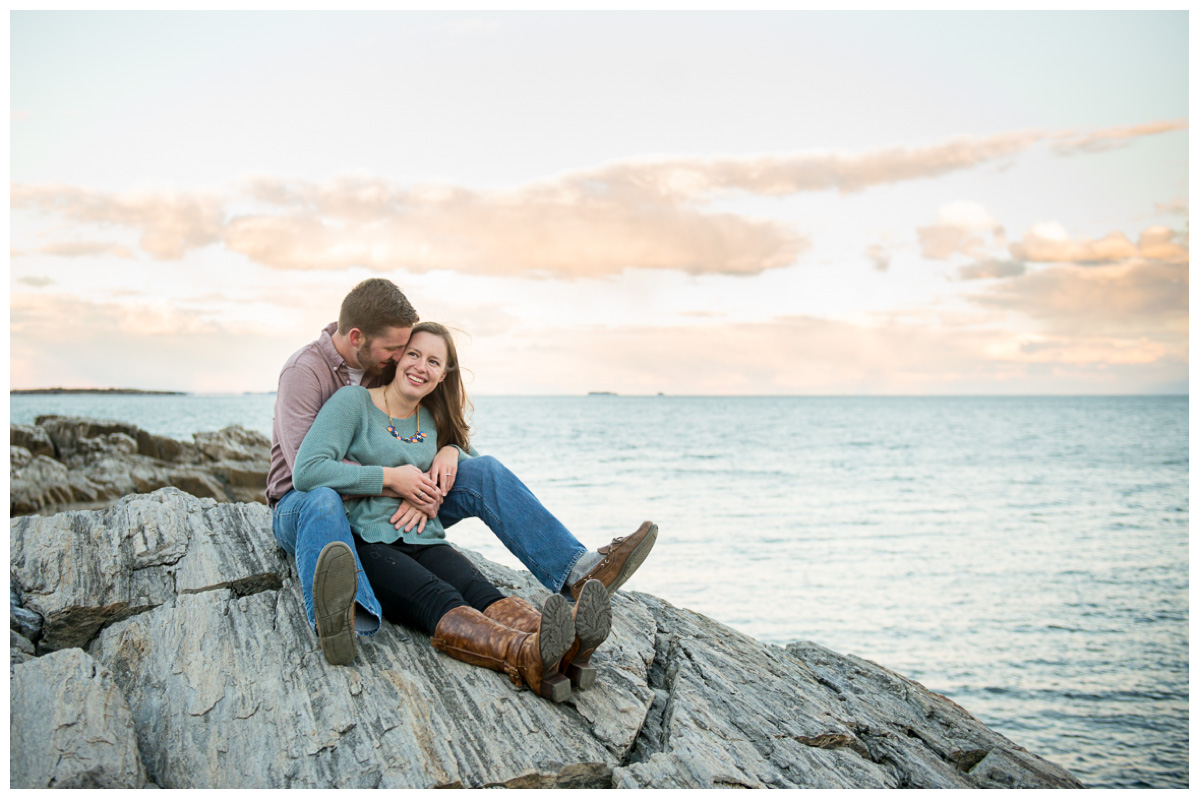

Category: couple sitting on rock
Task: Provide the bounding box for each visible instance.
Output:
[266,279,657,702]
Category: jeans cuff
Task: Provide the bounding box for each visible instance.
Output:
[355,604,382,636]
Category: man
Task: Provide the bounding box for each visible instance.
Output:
[268,278,656,666]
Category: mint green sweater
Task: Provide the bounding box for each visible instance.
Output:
[292,385,474,545]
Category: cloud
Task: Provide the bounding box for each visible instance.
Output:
[973,259,1188,337]
[217,128,1060,276]
[957,259,1027,281]
[917,201,1005,260]
[38,241,135,258]
[1137,226,1189,262]
[1155,198,1188,217]
[1010,222,1188,265]
[9,292,300,392]
[15,276,55,288]
[1012,336,1171,366]
[226,174,809,276]
[865,244,890,271]
[10,184,224,259]
[1052,119,1188,155]
[466,310,1186,397]
[10,120,1183,277]
[557,131,1046,202]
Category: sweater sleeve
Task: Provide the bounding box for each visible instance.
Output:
[293,387,386,496]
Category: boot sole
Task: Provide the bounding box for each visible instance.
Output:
[568,579,612,689]
[538,594,574,702]
[604,523,658,599]
[313,542,357,666]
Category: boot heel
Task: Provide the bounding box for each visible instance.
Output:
[566,579,611,688]
[541,673,572,702]
[565,661,597,689]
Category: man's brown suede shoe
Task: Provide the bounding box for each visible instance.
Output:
[567,522,658,601]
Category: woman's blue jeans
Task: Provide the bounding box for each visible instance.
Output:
[439,456,589,593]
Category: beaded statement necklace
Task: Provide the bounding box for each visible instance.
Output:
[383,386,427,444]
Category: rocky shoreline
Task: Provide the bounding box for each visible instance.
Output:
[9,483,1084,789]
[10,416,269,516]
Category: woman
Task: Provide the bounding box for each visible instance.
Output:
[292,322,611,702]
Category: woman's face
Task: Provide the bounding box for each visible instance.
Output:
[393,330,449,400]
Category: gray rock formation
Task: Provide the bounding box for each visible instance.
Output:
[10,648,149,788]
[9,489,1084,789]
[10,416,269,516]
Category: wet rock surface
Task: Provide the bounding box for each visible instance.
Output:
[9,416,269,516]
[9,488,1084,789]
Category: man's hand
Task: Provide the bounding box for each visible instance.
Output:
[430,446,460,495]
[390,500,430,533]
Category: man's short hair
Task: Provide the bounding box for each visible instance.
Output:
[338,278,419,338]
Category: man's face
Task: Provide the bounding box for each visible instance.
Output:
[353,325,412,375]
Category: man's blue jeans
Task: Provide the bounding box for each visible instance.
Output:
[439,456,589,593]
[272,487,383,636]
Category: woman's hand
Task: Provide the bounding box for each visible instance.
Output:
[390,500,429,534]
[430,446,460,495]
[383,465,441,514]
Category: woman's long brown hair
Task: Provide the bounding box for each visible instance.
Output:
[404,322,472,453]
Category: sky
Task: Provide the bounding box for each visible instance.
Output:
[8,10,1189,395]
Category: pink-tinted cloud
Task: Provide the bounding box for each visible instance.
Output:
[1052,119,1188,155]
[10,184,224,259]
[1155,198,1188,217]
[957,259,1027,281]
[10,120,1183,276]
[864,244,890,271]
[1011,222,1188,265]
[225,178,807,276]
[556,130,1045,199]
[38,241,134,259]
[916,201,1007,262]
[470,311,1186,397]
[1137,226,1189,262]
[9,292,299,392]
[974,260,1188,337]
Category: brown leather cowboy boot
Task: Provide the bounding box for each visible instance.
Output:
[485,580,611,689]
[431,595,574,702]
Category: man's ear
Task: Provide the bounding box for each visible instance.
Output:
[347,328,366,347]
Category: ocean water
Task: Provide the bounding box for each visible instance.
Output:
[9,393,1189,788]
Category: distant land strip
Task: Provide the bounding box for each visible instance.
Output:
[10,388,185,396]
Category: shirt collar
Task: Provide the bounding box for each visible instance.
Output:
[317,322,347,370]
